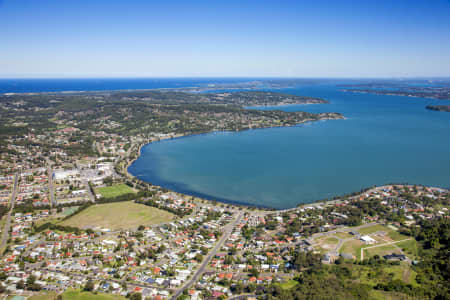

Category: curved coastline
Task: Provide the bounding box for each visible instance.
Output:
[126,123,450,210]
[126,133,276,209]
[127,135,450,209]
[125,116,346,209]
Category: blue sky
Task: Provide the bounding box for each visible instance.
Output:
[1,0,449,78]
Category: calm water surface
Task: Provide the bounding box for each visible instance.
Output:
[128,84,450,209]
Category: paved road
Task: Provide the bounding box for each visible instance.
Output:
[0,173,18,251]
[48,165,56,207]
[171,212,244,300]
[228,294,257,300]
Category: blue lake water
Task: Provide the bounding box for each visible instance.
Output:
[128,84,450,209]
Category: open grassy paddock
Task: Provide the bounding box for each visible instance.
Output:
[363,244,402,258]
[60,201,174,230]
[61,289,126,300]
[396,239,419,258]
[95,184,136,199]
[358,224,388,235]
[28,291,58,300]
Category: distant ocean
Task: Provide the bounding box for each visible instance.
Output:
[0,78,253,93]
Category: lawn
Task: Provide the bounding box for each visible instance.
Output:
[95,184,136,199]
[61,289,126,300]
[60,201,174,230]
[280,279,299,290]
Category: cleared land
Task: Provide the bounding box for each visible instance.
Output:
[61,201,174,230]
[337,223,412,261]
[315,236,340,252]
[95,184,136,199]
[334,232,352,239]
[339,239,364,259]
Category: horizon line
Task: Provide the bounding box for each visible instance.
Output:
[1,76,450,80]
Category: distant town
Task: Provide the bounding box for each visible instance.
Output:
[0,90,448,300]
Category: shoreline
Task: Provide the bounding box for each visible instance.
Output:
[121,115,353,210]
[123,122,450,211]
[124,113,345,178]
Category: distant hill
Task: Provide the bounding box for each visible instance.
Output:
[426,105,450,112]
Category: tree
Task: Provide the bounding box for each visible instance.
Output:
[247,283,256,293]
[195,253,203,262]
[84,280,95,292]
[130,292,142,300]
[231,282,244,294]
[104,176,113,186]
[16,280,25,290]
[26,274,36,286]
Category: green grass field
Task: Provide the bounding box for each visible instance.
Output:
[363,244,401,258]
[280,279,299,290]
[358,224,388,235]
[61,289,126,300]
[60,201,174,229]
[95,184,136,199]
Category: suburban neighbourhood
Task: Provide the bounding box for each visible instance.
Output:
[0,91,448,300]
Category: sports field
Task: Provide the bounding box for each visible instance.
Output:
[95,184,136,199]
[60,201,174,230]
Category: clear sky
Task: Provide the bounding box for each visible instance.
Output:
[1,0,449,78]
